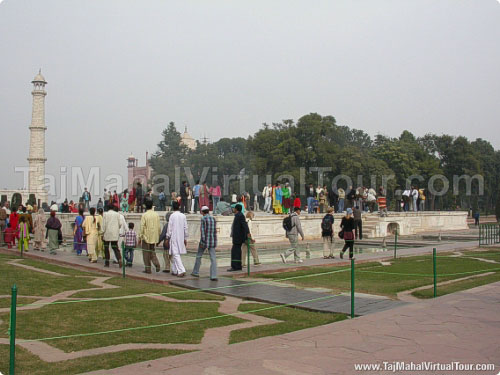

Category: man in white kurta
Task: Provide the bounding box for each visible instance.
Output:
[102,205,123,267]
[166,201,188,277]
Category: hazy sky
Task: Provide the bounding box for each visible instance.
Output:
[1,0,499,199]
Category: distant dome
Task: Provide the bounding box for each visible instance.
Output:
[32,69,47,83]
[180,126,197,150]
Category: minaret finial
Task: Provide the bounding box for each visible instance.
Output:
[185,125,188,133]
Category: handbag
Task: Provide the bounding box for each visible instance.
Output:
[338,230,344,239]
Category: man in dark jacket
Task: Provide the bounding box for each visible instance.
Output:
[228,204,249,271]
[136,182,144,213]
[180,181,188,214]
[328,188,338,213]
[346,186,356,209]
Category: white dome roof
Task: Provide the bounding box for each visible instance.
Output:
[32,70,46,83]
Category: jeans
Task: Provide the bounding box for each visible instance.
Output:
[307,197,314,214]
[194,196,200,213]
[212,196,220,214]
[413,197,418,212]
[158,200,166,211]
[338,198,345,213]
[419,200,425,211]
[84,201,90,211]
[124,246,134,265]
[192,245,217,279]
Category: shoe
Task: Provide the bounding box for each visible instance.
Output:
[349,257,356,261]
[162,270,170,273]
[210,278,218,281]
[155,265,161,272]
[295,259,303,264]
[339,252,343,259]
[323,256,329,259]
[191,273,199,278]
[171,273,178,276]
[178,273,186,277]
[280,254,286,264]
[91,260,97,263]
[113,260,119,264]
[227,268,236,272]
[254,262,261,266]
[329,255,335,259]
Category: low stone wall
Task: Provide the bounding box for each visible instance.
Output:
[56,211,468,245]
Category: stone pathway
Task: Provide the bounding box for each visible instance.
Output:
[170,278,407,316]
[82,282,500,375]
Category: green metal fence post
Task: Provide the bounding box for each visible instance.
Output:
[9,284,17,375]
[433,248,437,298]
[350,258,355,318]
[121,242,126,279]
[246,239,251,277]
[394,228,398,259]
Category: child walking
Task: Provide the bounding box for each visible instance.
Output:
[124,222,137,267]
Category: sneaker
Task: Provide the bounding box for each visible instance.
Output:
[191,273,199,278]
[280,253,286,263]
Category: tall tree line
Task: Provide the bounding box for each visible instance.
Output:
[150,114,500,213]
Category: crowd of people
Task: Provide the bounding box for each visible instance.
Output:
[0,182,429,278]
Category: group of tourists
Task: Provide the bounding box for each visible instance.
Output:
[394,186,426,212]
[0,201,62,254]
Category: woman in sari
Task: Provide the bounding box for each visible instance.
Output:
[18,216,30,252]
[96,208,105,259]
[73,207,87,256]
[128,187,136,212]
[83,207,99,263]
[121,189,129,212]
[272,183,283,214]
[199,183,210,209]
[9,209,19,241]
[46,211,62,255]
[282,183,291,214]
[33,207,47,251]
[112,191,120,210]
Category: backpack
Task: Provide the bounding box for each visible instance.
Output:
[321,215,333,231]
[282,215,294,232]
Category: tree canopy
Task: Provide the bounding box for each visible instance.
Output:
[150,114,500,213]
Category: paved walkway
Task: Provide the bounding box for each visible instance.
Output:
[83,282,500,375]
[170,278,407,315]
[0,240,480,283]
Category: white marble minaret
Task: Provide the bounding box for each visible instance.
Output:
[27,70,48,203]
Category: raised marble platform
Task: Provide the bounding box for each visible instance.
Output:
[55,211,468,245]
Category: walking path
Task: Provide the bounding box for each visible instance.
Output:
[82,281,500,375]
[0,240,481,283]
[170,277,407,315]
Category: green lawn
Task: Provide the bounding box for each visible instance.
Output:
[229,303,346,344]
[255,255,500,297]
[0,344,189,375]
[0,254,99,297]
[72,277,224,301]
[0,297,39,308]
[412,272,500,299]
[461,248,500,262]
[0,297,243,352]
